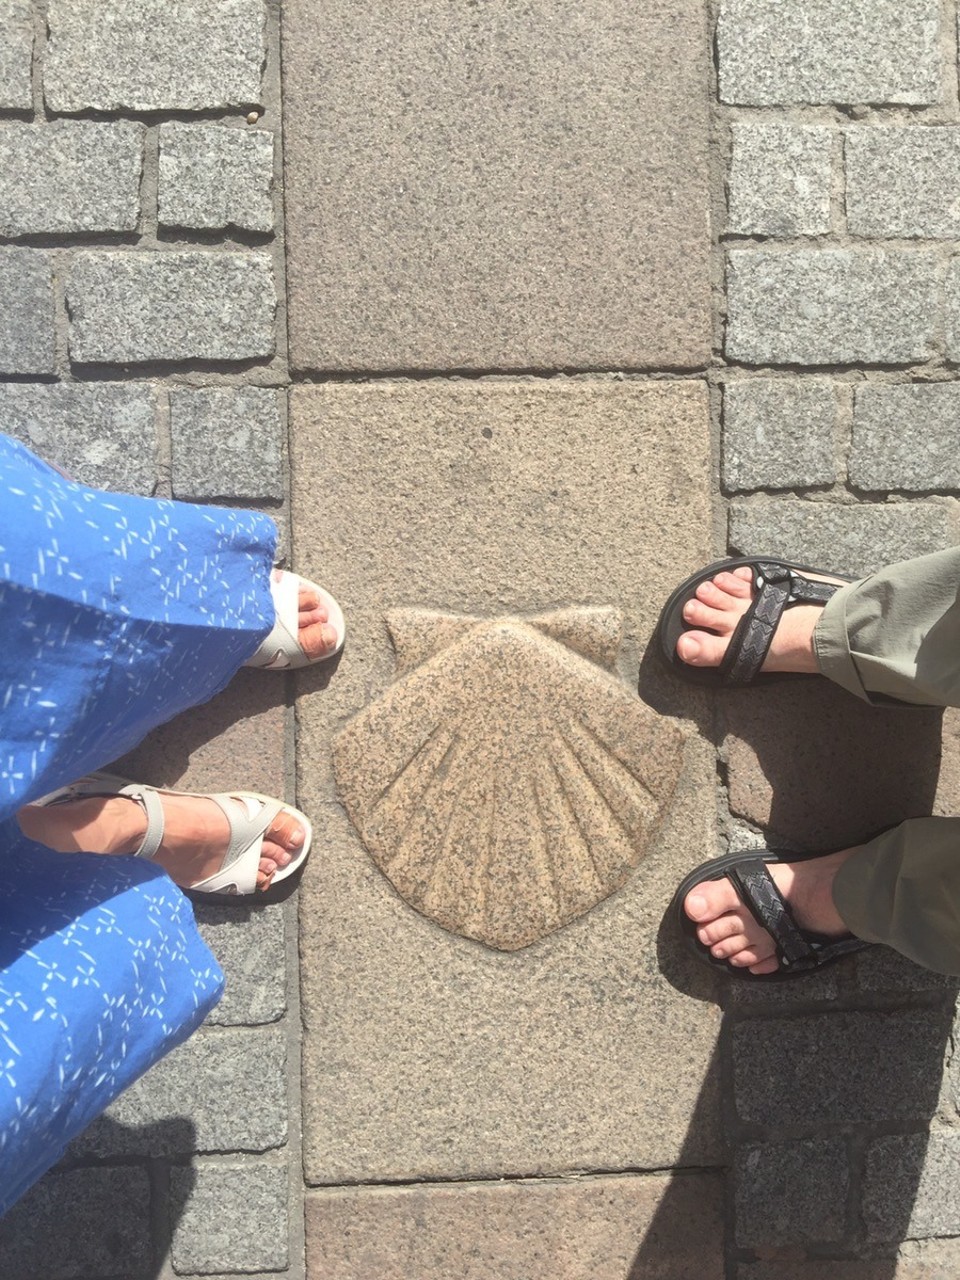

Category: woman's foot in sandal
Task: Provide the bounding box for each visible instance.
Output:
[247,568,346,671]
[683,846,859,976]
[18,788,306,892]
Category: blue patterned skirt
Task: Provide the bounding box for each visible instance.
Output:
[0,433,277,1212]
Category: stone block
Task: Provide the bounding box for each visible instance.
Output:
[723,379,839,490]
[850,384,960,491]
[726,250,939,366]
[170,387,284,500]
[722,678,945,852]
[735,1138,848,1247]
[306,1173,725,1280]
[0,1166,151,1277]
[45,0,264,112]
[939,260,960,361]
[1,383,157,494]
[865,1132,960,1241]
[728,499,955,577]
[733,1010,951,1128]
[170,1162,289,1275]
[847,127,960,238]
[67,251,276,365]
[737,1244,960,1279]
[727,124,833,236]
[283,0,712,371]
[0,121,143,236]
[717,0,941,106]
[196,903,286,1026]
[0,248,55,374]
[159,123,274,233]
[0,0,33,110]
[855,947,959,995]
[291,381,722,1181]
[70,1025,286,1156]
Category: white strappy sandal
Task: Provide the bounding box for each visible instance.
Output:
[245,569,345,671]
[35,772,313,900]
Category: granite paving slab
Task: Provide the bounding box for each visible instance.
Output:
[282,0,712,372]
[305,1173,725,1279]
[290,380,721,1182]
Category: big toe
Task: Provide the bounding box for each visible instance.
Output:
[684,875,743,924]
[677,630,728,668]
[298,620,339,661]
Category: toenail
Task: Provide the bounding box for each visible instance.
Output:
[290,828,303,846]
[687,893,706,917]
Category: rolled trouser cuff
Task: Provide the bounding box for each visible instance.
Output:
[813,579,873,703]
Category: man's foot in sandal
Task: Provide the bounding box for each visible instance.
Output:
[656,557,851,687]
[673,846,870,980]
[246,568,346,671]
[19,776,312,897]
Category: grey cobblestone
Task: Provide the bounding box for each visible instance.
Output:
[170,387,284,500]
[735,1138,848,1247]
[0,247,55,374]
[727,124,833,237]
[70,1026,287,1156]
[733,1010,950,1127]
[45,0,265,113]
[851,384,960,491]
[865,1132,960,1241]
[726,249,939,367]
[0,1166,151,1278]
[170,1162,289,1274]
[717,0,942,106]
[196,902,287,1026]
[847,128,960,239]
[723,378,838,490]
[0,0,34,110]
[159,123,274,233]
[1,383,157,494]
[729,499,955,576]
[940,260,960,361]
[67,250,277,365]
[0,121,143,237]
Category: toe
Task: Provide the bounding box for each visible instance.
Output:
[683,598,730,632]
[266,810,306,853]
[676,629,729,667]
[696,912,753,946]
[684,876,744,923]
[715,569,754,596]
[748,956,780,975]
[298,620,339,661]
[694,579,736,610]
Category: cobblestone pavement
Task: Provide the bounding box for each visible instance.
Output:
[2,1,960,1277]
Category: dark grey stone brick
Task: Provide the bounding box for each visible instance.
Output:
[865,1132,960,1241]
[848,127,960,239]
[159,123,274,233]
[0,1166,151,1278]
[70,1025,287,1156]
[67,251,276,364]
[45,0,265,112]
[195,902,286,1026]
[1,383,157,494]
[727,124,833,236]
[718,0,941,106]
[726,250,939,367]
[851,384,960,491]
[855,947,959,994]
[0,248,55,374]
[170,387,284,500]
[735,1138,848,1247]
[0,121,143,236]
[723,378,838,490]
[0,0,33,110]
[170,1162,289,1274]
[729,499,955,577]
[733,1010,950,1127]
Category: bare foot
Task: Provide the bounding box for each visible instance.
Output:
[676,565,845,674]
[287,572,339,660]
[683,847,860,975]
[17,792,305,891]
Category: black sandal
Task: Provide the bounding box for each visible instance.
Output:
[670,848,870,982]
[656,556,850,687]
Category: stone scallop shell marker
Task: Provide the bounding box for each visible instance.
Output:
[333,607,687,951]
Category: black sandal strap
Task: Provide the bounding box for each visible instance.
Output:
[719,562,843,687]
[727,858,817,970]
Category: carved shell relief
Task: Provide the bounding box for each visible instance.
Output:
[333,608,686,951]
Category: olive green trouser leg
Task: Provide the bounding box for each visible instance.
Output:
[813,546,960,973]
